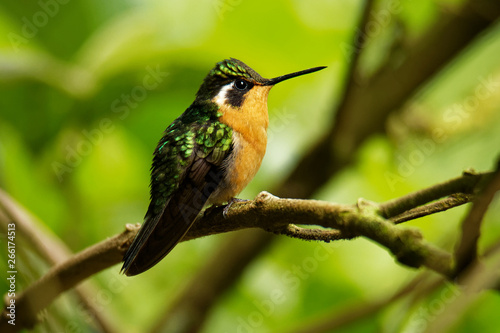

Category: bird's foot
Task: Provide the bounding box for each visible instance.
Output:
[223,198,248,218]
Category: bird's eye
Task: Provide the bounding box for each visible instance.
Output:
[234,79,249,90]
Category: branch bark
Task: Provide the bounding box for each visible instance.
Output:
[380,170,492,218]
[453,164,500,275]
[1,170,495,332]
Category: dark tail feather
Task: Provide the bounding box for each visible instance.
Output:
[121,183,209,276]
[122,155,226,276]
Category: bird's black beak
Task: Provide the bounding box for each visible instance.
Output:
[264,66,327,86]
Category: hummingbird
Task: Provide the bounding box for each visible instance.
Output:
[122,58,326,276]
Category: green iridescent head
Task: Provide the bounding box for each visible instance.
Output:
[194,58,327,106]
[195,58,266,101]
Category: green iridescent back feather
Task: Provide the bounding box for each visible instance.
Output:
[148,101,232,217]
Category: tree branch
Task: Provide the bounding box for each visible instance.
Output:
[1,225,133,332]
[279,0,500,199]
[454,164,500,275]
[390,194,474,224]
[287,273,442,333]
[0,190,121,333]
[379,170,492,218]
[334,0,375,112]
[423,240,500,333]
[1,170,494,332]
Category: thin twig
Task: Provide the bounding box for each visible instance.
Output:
[390,194,474,224]
[454,166,500,275]
[379,171,491,219]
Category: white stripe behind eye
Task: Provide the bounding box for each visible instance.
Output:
[214,83,233,107]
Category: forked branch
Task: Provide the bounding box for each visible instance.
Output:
[0,170,495,332]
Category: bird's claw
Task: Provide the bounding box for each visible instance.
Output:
[223,198,248,218]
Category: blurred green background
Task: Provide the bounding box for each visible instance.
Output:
[1,0,500,332]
